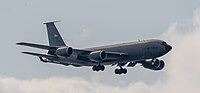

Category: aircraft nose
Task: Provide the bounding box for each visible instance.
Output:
[165,44,172,52]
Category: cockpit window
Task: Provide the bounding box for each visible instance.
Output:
[162,42,167,45]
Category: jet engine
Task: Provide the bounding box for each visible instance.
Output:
[89,51,107,62]
[55,47,73,57]
[142,60,165,70]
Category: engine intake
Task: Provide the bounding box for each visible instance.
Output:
[89,51,107,62]
[142,60,165,70]
[55,47,73,57]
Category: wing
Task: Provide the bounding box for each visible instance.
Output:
[76,50,130,63]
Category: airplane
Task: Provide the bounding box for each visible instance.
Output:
[16,21,172,75]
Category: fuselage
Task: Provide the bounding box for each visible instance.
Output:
[55,39,172,66]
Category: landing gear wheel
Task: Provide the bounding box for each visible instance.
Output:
[92,65,105,72]
[115,69,120,74]
[92,65,97,71]
[114,68,127,75]
[122,69,127,74]
[100,65,105,71]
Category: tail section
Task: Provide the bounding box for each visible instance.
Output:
[44,21,66,47]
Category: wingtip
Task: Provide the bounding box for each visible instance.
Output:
[21,52,28,54]
[21,52,33,55]
[16,42,22,45]
[16,42,25,45]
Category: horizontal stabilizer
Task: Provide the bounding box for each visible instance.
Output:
[17,42,58,50]
[22,52,58,59]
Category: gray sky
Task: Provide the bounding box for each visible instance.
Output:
[0,0,200,92]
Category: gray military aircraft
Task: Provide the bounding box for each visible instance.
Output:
[17,21,172,75]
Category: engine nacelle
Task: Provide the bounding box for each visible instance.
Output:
[55,47,73,57]
[142,60,165,70]
[89,51,107,62]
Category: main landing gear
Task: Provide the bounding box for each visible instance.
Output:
[114,67,127,75]
[92,65,105,71]
[92,64,128,75]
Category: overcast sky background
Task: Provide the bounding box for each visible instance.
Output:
[0,0,200,93]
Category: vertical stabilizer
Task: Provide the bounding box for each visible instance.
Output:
[44,21,66,47]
